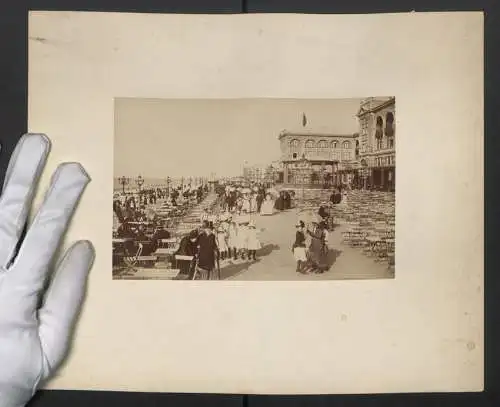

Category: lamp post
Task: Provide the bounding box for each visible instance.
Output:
[118,176,129,194]
[136,175,144,191]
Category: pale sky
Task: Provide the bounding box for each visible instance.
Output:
[114,98,362,178]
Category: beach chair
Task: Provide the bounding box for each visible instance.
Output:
[123,243,143,271]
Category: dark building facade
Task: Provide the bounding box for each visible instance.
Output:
[356,97,396,191]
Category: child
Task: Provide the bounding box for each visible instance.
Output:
[216,223,229,261]
[228,219,239,260]
[237,219,249,260]
[246,221,261,261]
[292,220,308,273]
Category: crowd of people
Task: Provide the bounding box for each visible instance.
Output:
[112,180,276,279]
[112,183,212,275]
[173,215,263,280]
[292,218,330,274]
[215,183,294,214]
[290,185,350,274]
[112,177,352,279]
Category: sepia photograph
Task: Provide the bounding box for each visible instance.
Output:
[113,97,396,280]
[28,10,483,395]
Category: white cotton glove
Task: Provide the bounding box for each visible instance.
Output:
[0,134,94,407]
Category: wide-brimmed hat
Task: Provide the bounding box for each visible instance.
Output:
[296,220,305,228]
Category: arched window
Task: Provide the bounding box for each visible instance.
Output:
[385,112,395,148]
[290,139,300,148]
[385,112,394,136]
[375,116,384,150]
[343,141,351,149]
[331,140,338,149]
[375,116,384,139]
[305,139,315,157]
[318,140,328,149]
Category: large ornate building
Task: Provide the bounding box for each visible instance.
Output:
[274,97,395,190]
[356,96,395,191]
[277,130,359,187]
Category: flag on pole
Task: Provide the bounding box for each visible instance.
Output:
[302,113,307,127]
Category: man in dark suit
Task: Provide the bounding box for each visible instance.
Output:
[195,220,220,280]
[256,192,264,213]
[176,229,199,277]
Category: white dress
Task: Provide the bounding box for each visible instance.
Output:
[246,228,262,250]
[228,225,239,248]
[217,230,228,251]
[293,247,307,262]
[237,226,249,250]
[242,198,251,213]
[260,198,274,215]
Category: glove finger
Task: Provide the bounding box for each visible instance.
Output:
[0,134,50,268]
[8,163,90,309]
[38,240,94,375]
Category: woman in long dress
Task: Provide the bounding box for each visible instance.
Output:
[260,193,275,215]
[242,195,251,213]
[306,221,329,273]
[274,191,284,211]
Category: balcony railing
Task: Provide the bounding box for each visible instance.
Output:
[283,152,354,162]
